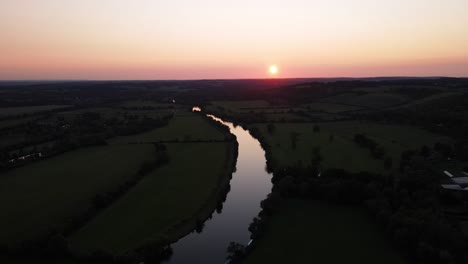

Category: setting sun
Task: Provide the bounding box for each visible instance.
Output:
[269,65,278,76]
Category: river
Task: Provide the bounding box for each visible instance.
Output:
[165,108,272,263]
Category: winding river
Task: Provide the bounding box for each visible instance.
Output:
[165,108,272,263]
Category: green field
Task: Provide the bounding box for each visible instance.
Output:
[56,107,173,123]
[0,116,37,130]
[56,108,116,121]
[387,92,462,110]
[121,100,179,108]
[0,144,156,244]
[67,110,236,255]
[262,113,309,122]
[0,107,237,259]
[211,100,271,112]
[243,199,406,264]
[69,142,234,255]
[302,102,362,113]
[0,258,90,264]
[111,112,225,143]
[0,133,25,148]
[0,105,71,117]
[320,93,409,109]
[320,121,450,165]
[251,121,448,173]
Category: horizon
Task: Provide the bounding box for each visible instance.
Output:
[0,75,466,83]
[1,0,468,79]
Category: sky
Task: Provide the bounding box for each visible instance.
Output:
[1,0,468,80]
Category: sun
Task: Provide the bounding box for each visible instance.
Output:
[269,65,278,75]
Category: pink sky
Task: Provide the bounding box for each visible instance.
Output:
[1,0,467,80]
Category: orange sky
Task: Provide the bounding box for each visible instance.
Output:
[1,0,467,80]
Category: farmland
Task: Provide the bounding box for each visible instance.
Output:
[1,78,468,263]
[319,92,409,109]
[0,102,239,261]
[249,121,449,173]
[0,105,72,117]
[110,111,226,143]
[0,144,156,244]
[243,199,406,264]
[69,142,235,255]
[302,102,362,113]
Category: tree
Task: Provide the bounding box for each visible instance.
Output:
[420,145,431,158]
[267,123,276,135]
[313,124,320,133]
[226,242,245,262]
[384,157,393,169]
[290,132,300,150]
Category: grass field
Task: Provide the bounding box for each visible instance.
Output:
[0,258,89,264]
[387,92,462,110]
[0,105,71,117]
[56,107,173,123]
[0,117,37,130]
[0,144,156,244]
[251,121,448,173]
[252,123,384,173]
[302,102,362,113]
[0,133,25,148]
[69,142,234,255]
[243,199,406,264]
[121,100,179,108]
[111,111,225,143]
[320,93,409,109]
[211,100,271,112]
[320,121,450,165]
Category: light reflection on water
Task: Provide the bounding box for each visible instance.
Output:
[166,109,272,264]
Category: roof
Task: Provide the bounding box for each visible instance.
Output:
[452,177,468,185]
[444,171,454,178]
[441,184,468,191]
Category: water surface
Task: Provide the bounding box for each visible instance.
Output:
[165,110,272,263]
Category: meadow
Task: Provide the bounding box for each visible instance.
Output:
[319,92,409,109]
[121,100,180,109]
[69,142,235,255]
[0,105,71,117]
[251,121,449,173]
[211,100,271,112]
[0,144,156,244]
[243,199,406,264]
[110,111,226,143]
[302,102,362,113]
[59,109,236,255]
[0,116,37,130]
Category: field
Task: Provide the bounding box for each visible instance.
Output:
[0,144,156,244]
[0,133,25,148]
[320,121,451,167]
[387,92,462,110]
[320,92,409,109]
[68,112,234,255]
[69,142,234,255]
[0,105,71,117]
[251,121,449,173]
[0,116,37,130]
[0,105,237,259]
[211,100,271,112]
[56,107,169,119]
[111,111,226,143]
[0,104,238,259]
[121,100,180,108]
[302,102,362,113]
[243,199,406,264]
